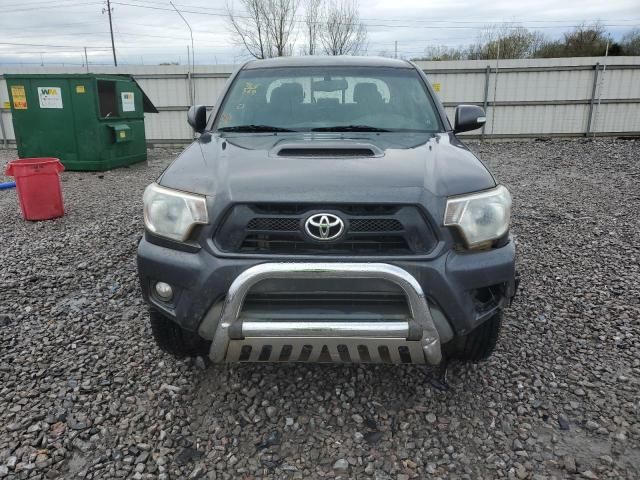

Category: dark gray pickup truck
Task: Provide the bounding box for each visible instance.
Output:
[137,56,518,366]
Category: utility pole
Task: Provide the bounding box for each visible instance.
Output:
[84,47,89,72]
[394,41,398,59]
[104,0,118,66]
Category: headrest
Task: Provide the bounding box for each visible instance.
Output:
[353,83,382,103]
[270,82,304,105]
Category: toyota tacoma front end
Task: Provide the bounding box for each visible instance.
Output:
[137,56,518,366]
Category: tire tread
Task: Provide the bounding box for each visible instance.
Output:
[445,310,502,362]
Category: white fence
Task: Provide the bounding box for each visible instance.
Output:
[1,56,639,145]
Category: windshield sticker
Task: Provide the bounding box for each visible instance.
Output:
[221,112,232,124]
[243,82,258,96]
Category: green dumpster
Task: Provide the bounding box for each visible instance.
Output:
[4,74,158,171]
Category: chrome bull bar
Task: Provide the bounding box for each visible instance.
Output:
[209,263,442,365]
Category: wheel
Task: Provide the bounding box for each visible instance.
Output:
[149,308,211,358]
[444,310,502,362]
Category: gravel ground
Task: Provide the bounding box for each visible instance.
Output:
[0,139,639,480]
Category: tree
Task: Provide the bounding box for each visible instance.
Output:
[621,28,640,55]
[264,0,300,57]
[535,22,616,58]
[319,0,367,56]
[561,22,610,57]
[469,25,545,59]
[418,45,466,61]
[534,40,566,59]
[412,23,632,62]
[227,0,300,59]
[302,0,322,55]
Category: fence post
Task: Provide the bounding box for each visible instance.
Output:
[0,107,7,149]
[481,64,491,140]
[585,62,600,137]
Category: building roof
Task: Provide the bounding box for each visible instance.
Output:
[243,56,413,70]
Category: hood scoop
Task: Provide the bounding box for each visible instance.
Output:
[273,141,383,158]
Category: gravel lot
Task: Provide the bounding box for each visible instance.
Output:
[0,139,639,480]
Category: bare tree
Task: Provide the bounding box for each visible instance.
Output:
[418,45,466,61]
[319,0,367,56]
[264,0,300,57]
[227,0,300,59]
[469,24,545,59]
[302,0,322,55]
[227,0,270,59]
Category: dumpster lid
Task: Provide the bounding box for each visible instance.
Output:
[133,79,159,113]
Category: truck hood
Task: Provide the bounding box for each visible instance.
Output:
[158,132,495,203]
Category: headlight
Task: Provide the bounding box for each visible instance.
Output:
[143,183,208,242]
[444,185,511,249]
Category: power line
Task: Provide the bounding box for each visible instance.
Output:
[0,41,238,52]
[3,0,639,29]
[3,1,102,13]
[107,2,640,30]
[2,0,102,7]
[5,31,190,41]
[110,0,640,26]
[0,41,111,49]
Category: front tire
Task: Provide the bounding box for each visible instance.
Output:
[149,308,211,358]
[443,310,502,362]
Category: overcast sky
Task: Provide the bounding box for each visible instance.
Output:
[0,0,638,66]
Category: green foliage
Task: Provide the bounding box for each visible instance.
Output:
[413,23,639,61]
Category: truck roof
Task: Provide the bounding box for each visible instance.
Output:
[243,55,413,70]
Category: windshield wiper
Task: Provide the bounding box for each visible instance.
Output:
[218,124,295,132]
[311,125,391,132]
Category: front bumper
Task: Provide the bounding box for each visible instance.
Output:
[137,236,518,363]
[208,262,441,364]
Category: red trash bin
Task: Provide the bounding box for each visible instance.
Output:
[5,158,65,221]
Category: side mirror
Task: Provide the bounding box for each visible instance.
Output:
[454,105,486,133]
[187,105,207,133]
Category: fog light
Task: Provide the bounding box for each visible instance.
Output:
[154,282,173,301]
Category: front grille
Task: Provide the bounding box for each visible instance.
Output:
[215,204,437,256]
[350,218,403,232]
[247,217,299,231]
[247,217,402,233]
[241,233,410,254]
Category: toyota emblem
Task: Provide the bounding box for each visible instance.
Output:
[305,213,344,241]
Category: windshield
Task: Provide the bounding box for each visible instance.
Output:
[214,66,442,133]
